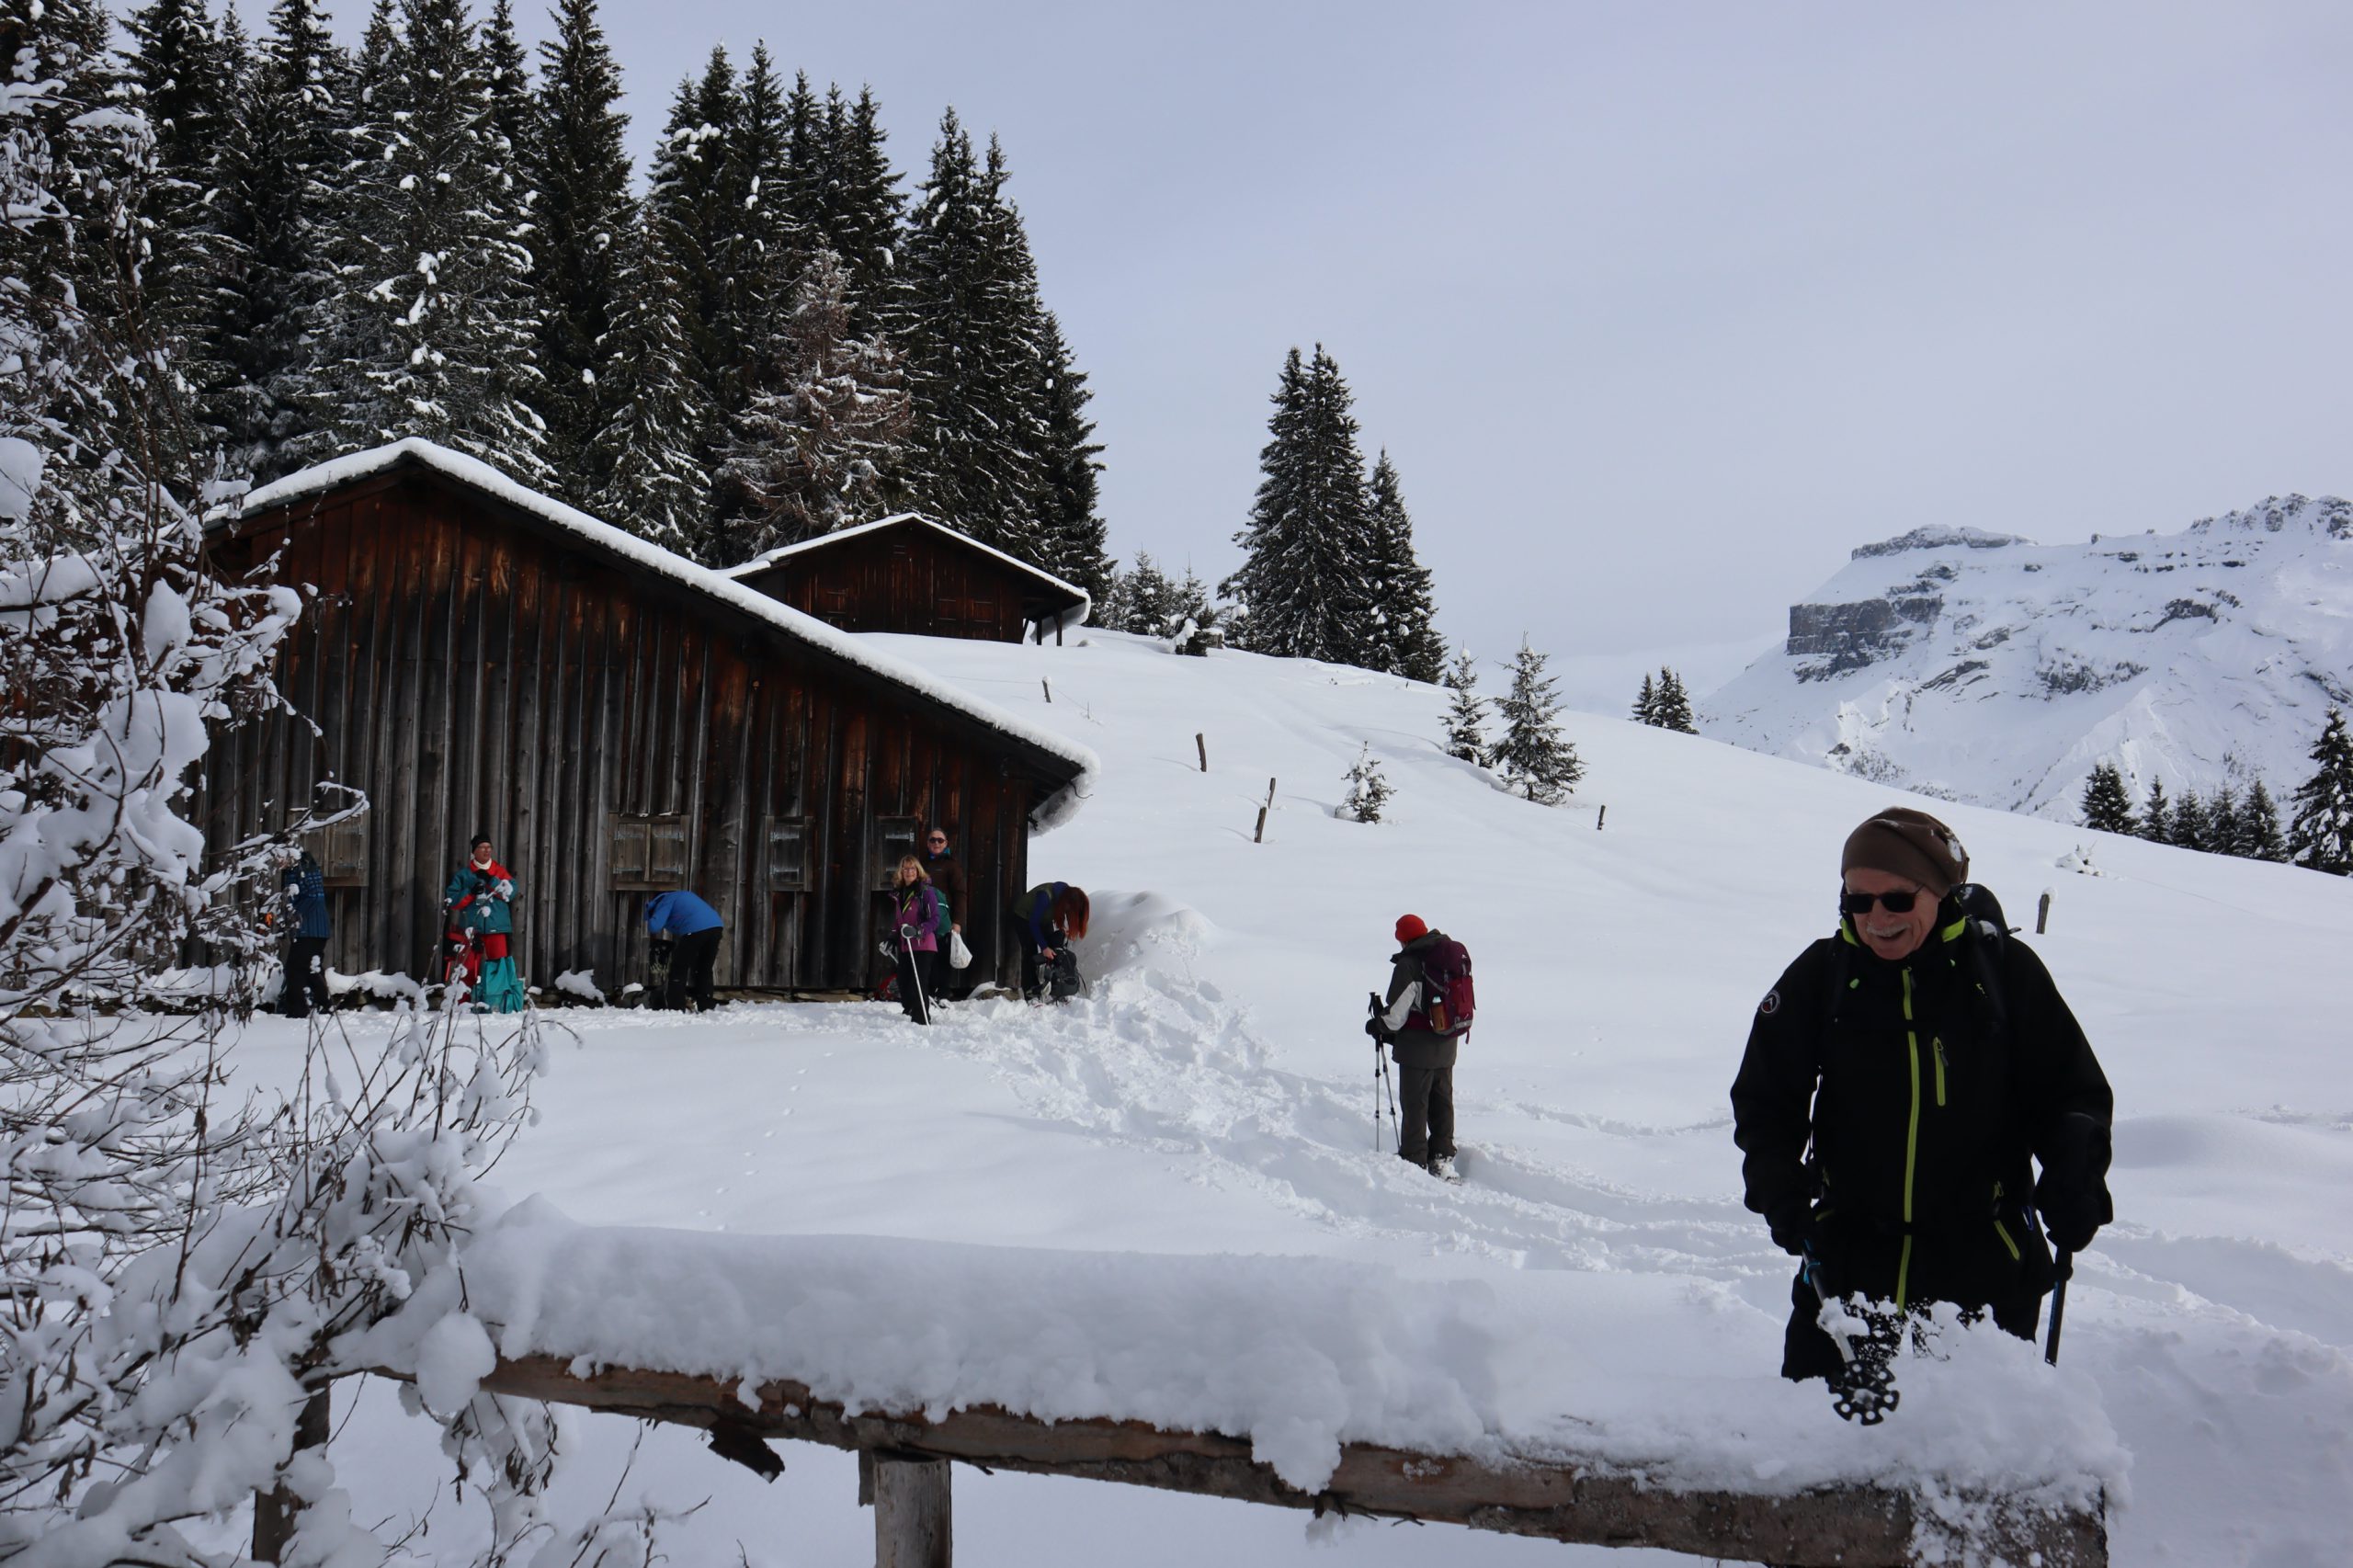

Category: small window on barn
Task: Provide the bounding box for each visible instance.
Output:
[766,819,810,892]
[610,813,690,892]
[874,816,919,890]
[304,816,369,888]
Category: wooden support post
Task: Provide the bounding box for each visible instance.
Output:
[1196,733,1208,773]
[1596,804,1607,831]
[2037,891,2052,935]
[252,1385,333,1562]
[1041,678,1051,704]
[1254,778,1276,844]
[873,1453,952,1568]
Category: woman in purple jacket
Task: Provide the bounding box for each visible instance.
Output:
[886,856,947,1024]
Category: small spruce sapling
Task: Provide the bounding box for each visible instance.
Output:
[1495,637,1584,805]
[1340,744,1392,824]
[1441,650,1488,766]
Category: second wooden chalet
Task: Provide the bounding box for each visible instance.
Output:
[727,514,1092,644]
[205,441,1097,997]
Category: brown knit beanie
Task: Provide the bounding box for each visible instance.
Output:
[1840,807,1969,897]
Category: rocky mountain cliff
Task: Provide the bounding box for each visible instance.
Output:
[1698,495,2353,820]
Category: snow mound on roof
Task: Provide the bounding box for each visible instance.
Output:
[240,440,1098,828]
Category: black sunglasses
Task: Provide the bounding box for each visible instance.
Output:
[1840,888,1923,916]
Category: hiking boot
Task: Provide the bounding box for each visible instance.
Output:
[1427,1154,1461,1183]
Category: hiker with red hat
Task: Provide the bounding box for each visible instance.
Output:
[1366,914,1476,1181]
[1731,806,2114,1387]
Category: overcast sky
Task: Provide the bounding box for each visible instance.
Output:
[227,0,2353,670]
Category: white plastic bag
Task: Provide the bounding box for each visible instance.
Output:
[948,929,973,970]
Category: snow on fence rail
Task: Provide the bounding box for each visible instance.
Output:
[352,1204,2111,1568]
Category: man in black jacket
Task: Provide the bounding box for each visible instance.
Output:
[1732,807,2114,1380]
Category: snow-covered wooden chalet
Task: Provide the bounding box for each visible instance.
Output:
[206,440,1096,996]
[726,514,1091,644]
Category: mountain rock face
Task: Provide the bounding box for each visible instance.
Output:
[1699,495,2353,819]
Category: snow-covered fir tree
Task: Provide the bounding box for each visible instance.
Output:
[1340,744,1393,824]
[2242,778,2288,862]
[1034,311,1114,603]
[644,46,746,515]
[1117,551,1176,635]
[1631,671,1657,724]
[529,0,633,506]
[2169,790,2211,853]
[893,116,1054,561]
[1650,668,1698,733]
[1442,650,1488,765]
[1494,638,1583,803]
[1222,345,1380,665]
[2078,762,2137,835]
[1363,450,1444,682]
[1173,566,1217,632]
[593,208,714,551]
[202,0,347,477]
[2139,778,2172,844]
[119,0,241,339]
[2288,706,2353,875]
[319,0,548,480]
[719,246,912,555]
[2206,785,2241,857]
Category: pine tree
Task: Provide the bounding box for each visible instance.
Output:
[1173,567,1216,632]
[2078,763,2137,835]
[1495,638,1582,803]
[1034,312,1114,603]
[1340,744,1393,824]
[320,0,548,480]
[1363,450,1444,682]
[1631,672,1657,725]
[893,116,1054,560]
[593,209,713,551]
[119,0,240,340]
[2242,778,2289,862]
[1653,668,1699,733]
[644,49,744,510]
[718,247,912,556]
[529,0,633,505]
[2170,791,2211,852]
[2207,785,2242,858]
[1442,651,1488,766]
[2139,778,2172,844]
[1120,551,1176,635]
[203,0,347,478]
[827,87,904,336]
[2288,707,2353,875]
[1221,346,1381,665]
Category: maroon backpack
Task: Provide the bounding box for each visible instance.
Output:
[1417,937,1475,1036]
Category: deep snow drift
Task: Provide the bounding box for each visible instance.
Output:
[238,629,2352,1567]
[1700,494,2353,819]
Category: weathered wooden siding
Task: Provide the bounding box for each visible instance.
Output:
[206,471,1049,995]
[744,525,1066,642]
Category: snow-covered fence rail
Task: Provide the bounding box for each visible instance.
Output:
[450,1353,2108,1568]
[348,1210,2110,1568]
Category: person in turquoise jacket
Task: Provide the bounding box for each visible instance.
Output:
[444,833,525,1012]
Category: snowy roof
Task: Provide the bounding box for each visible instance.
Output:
[726,513,1092,632]
[235,440,1097,828]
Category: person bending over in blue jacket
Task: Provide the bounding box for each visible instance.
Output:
[645,889,725,1011]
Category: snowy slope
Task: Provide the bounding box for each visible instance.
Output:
[233,630,2353,1568]
[1699,496,2353,819]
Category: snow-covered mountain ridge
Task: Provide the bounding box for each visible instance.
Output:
[1699,494,2353,818]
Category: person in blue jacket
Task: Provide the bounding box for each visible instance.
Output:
[644,889,725,1011]
[278,847,332,1018]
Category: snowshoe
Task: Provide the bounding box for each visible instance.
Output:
[1427,1154,1462,1183]
[1824,1302,1904,1425]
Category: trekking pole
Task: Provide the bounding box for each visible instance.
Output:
[2044,1249,2073,1366]
[901,924,929,1025]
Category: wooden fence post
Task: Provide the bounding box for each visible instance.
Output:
[252,1385,333,1562]
[1041,678,1051,704]
[1254,778,1276,843]
[2036,891,2052,935]
[874,1453,952,1568]
[1196,733,1207,772]
[1596,804,1607,831]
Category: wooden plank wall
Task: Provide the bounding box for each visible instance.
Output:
[756,528,1033,642]
[206,475,1042,996]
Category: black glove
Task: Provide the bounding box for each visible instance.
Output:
[1767,1198,1828,1259]
[1364,1017,1385,1042]
[2036,1113,2114,1253]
